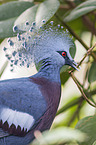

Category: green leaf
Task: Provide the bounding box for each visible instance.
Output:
[35,0,60,27]
[75,115,96,145]
[69,41,76,58]
[60,71,70,84]
[0,17,16,39]
[14,0,60,31]
[88,62,96,83]
[0,1,34,21]
[0,1,34,38]
[64,0,96,22]
[32,127,86,145]
[14,4,39,31]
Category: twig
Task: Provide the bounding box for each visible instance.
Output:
[58,43,96,114]
[82,15,96,35]
[87,42,96,54]
[60,4,70,10]
[69,43,96,106]
[56,89,96,116]
[69,72,96,108]
[56,97,83,116]
[65,0,76,8]
[70,42,96,73]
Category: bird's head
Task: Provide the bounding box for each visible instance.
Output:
[33,26,77,71]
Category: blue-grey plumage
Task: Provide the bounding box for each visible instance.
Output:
[0,66,61,145]
[0,21,78,145]
[0,77,47,120]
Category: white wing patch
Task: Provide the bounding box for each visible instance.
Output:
[0,108,35,132]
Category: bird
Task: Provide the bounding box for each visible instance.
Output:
[0,21,78,145]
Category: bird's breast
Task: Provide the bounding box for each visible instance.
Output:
[29,77,61,116]
[29,77,61,131]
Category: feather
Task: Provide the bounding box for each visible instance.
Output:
[0,107,35,132]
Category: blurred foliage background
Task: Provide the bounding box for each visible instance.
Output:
[0,0,96,145]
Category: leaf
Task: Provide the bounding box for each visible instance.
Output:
[75,115,96,145]
[0,1,34,38]
[64,0,96,22]
[32,127,86,145]
[60,71,70,84]
[35,0,60,27]
[14,0,60,31]
[0,17,16,39]
[0,1,34,21]
[14,4,39,31]
[88,62,96,83]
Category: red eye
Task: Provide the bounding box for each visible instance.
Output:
[62,51,66,57]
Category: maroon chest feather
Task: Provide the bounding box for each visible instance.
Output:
[29,77,61,132]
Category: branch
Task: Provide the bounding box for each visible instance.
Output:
[69,43,96,108]
[70,42,96,73]
[60,4,70,10]
[56,97,83,116]
[82,15,96,35]
[65,0,76,8]
[56,89,96,116]
[57,42,96,116]
[69,72,96,108]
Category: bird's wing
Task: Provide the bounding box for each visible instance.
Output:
[0,105,36,137]
[0,77,47,137]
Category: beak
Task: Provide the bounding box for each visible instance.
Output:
[71,60,79,70]
[66,59,79,70]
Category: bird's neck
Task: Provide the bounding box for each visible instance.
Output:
[36,59,61,83]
